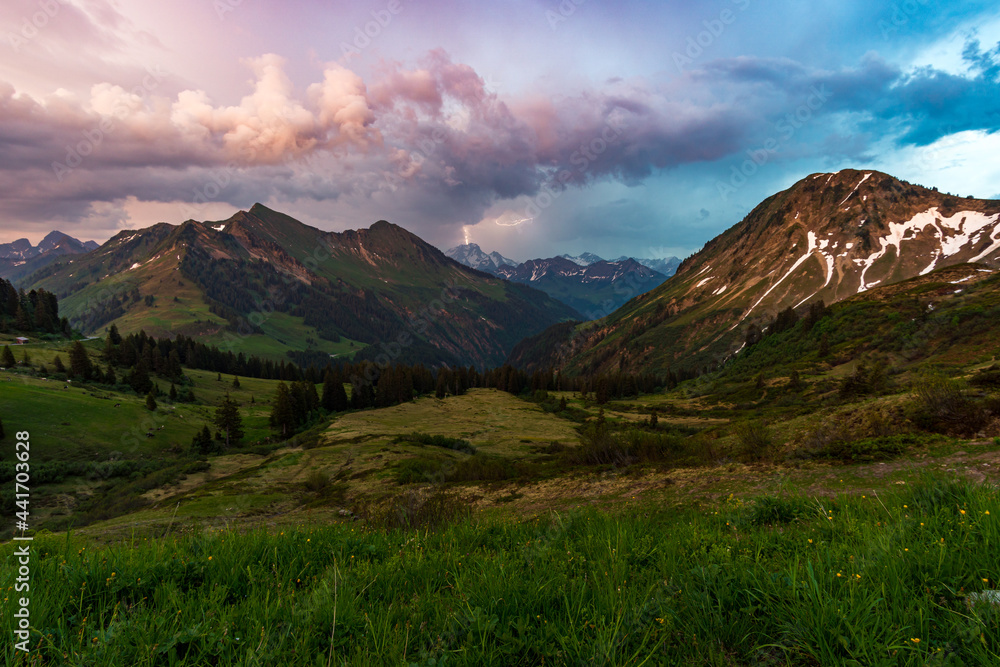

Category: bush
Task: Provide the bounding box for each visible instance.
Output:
[393,432,476,455]
[970,364,1000,388]
[733,420,775,461]
[817,434,917,463]
[911,378,989,435]
[566,426,689,467]
[839,360,889,399]
[380,490,472,529]
[303,470,331,493]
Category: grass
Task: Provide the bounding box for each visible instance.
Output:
[324,389,580,456]
[2,476,997,665]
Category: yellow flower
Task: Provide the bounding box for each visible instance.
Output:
[960,510,966,515]
[808,539,813,544]
[208,556,213,561]
[911,638,920,643]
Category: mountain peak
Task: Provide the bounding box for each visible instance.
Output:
[514,168,1000,376]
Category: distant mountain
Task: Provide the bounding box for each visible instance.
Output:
[447,244,674,315]
[0,231,99,281]
[508,169,1000,374]
[24,205,579,367]
[632,257,681,277]
[562,253,681,277]
[444,243,517,272]
[559,252,606,266]
[492,256,667,317]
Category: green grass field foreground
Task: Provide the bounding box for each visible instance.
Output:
[3,476,998,666]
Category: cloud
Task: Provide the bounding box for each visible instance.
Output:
[4,40,1000,247]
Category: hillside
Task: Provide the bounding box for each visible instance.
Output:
[510,170,1000,374]
[24,205,580,367]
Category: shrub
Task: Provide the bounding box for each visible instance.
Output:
[303,470,331,493]
[818,434,917,463]
[380,490,471,529]
[733,420,775,461]
[566,426,689,467]
[970,364,1000,388]
[393,432,476,455]
[839,360,889,399]
[911,378,989,435]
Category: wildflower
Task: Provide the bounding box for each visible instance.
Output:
[960,510,966,515]
[911,638,920,643]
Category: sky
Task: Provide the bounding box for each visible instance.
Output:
[1,0,999,261]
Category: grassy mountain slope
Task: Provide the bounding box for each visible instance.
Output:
[25,205,580,367]
[510,170,1000,375]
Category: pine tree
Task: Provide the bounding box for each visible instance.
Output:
[818,333,830,358]
[322,370,349,412]
[108,323,122,345]
[0,417,5,440]
[129,360,153,395]
[20,349,30,366]
[191,425,214,455]
[214,392,244,448]
[69,341,93,380]
[145,391,157,411]
[169,383,178,400]
[53,355,66,373]
[14,303,30,330]
[270,382,296,438]
[232,375,241,389]
[104,366,117,385]
[1,345,15,368]
[435,372,448,399]
[595,377,609,405]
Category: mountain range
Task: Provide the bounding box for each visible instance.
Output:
[445,244,678,316]
[559,253,681,277]
[24,205,580,368]
[509,169,1000,374]
[0,231,99,281]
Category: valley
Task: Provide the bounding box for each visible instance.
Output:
[3,170,1000,664]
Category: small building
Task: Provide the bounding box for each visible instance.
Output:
[14,337,28,345]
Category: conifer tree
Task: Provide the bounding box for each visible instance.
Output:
[69,341,93,380]
[1,345,15,368]
[214,392,244,448]
[270,382,296,438]
[145,391,157,411]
